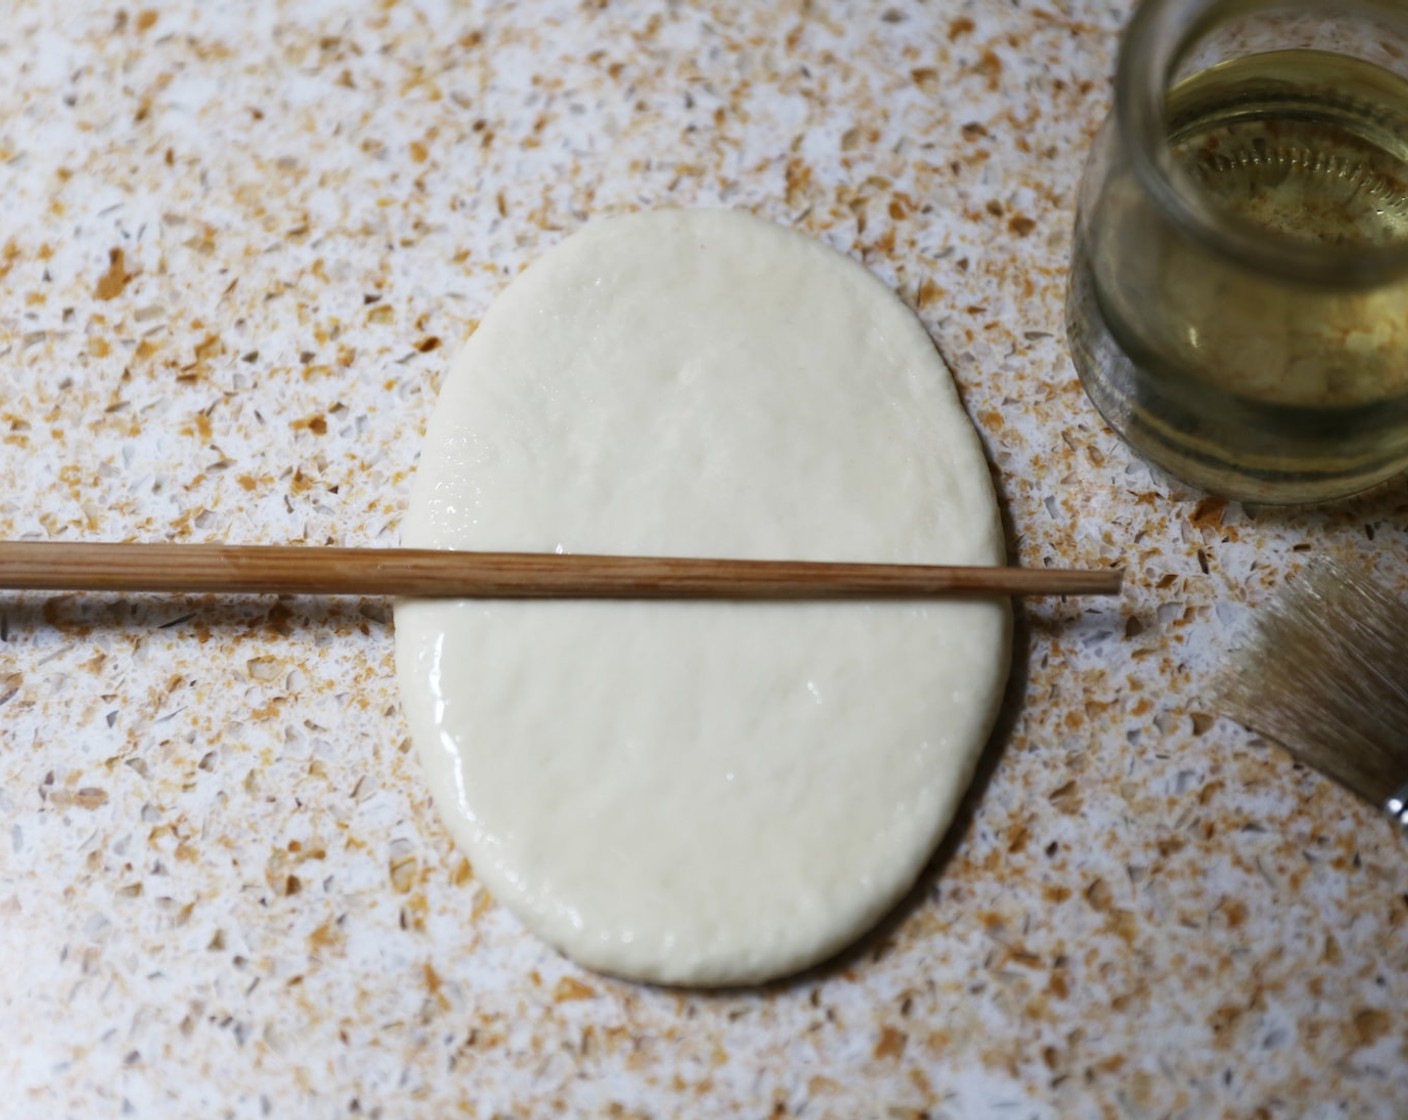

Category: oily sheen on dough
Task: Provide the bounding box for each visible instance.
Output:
[395,209,1010,986]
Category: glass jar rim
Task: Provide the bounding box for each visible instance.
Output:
[1116,0,1408,286]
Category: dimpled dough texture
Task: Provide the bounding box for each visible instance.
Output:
[394,209,1010,986]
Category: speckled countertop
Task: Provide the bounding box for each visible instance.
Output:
[1,2,1405,1117]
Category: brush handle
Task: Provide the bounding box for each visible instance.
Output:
[0,541,1121,599]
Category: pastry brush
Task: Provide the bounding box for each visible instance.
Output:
[1220,557,1408,830]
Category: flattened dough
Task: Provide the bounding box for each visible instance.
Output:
[395,210,1010,986]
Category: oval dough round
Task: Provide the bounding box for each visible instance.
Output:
[395,209,1010,986]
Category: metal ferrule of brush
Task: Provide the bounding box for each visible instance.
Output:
[1389,785,1408,831]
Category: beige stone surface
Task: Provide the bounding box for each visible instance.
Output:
[0,2,1404,1117]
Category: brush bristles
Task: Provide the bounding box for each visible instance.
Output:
[1221,558,1408,812]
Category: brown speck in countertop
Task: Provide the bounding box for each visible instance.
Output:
[1190,496,1229,529]
[873,1026,907,1060]
[389,855,418,894]
[975,49,1004,91]
[553,977,598,1003]
[449,857,474,887]
[292,414,328,436]
[93,248,135,300]
[1352,1008,1391,1047]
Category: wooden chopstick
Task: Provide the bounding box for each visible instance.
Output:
[0,541,1122,599]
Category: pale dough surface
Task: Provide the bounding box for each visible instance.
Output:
[394,209,1010,986]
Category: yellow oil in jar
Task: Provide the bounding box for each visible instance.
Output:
[1069,49,1408,502]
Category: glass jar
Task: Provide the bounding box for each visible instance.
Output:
[1067,0,1408,504]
